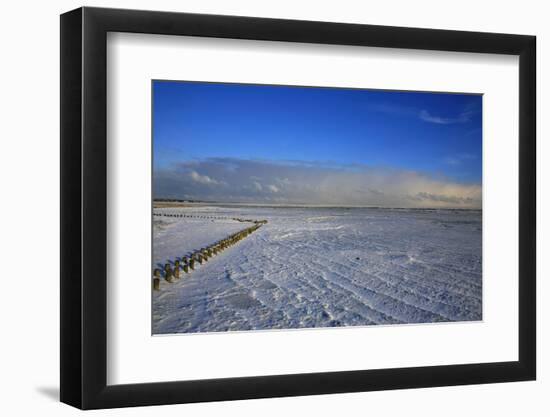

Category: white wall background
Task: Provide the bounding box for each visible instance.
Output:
[0,0,545,415]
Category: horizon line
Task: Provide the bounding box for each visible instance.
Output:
[153,198,482,210]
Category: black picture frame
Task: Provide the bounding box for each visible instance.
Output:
[60,6,536,410]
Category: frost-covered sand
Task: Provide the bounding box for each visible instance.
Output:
[152,206,482,334]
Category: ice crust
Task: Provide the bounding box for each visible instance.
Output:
[152,206,482,334]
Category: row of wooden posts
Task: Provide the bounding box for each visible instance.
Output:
[154,213,264,224]
[153,221,267,291]
[154,213,229,220]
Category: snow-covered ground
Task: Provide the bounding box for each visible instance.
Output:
[152,205,482,334]
[153,213,248,270]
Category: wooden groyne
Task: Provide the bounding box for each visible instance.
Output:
[153,217,268,290]
[154,213,267,223]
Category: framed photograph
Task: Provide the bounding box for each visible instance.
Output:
[60,7,536,409]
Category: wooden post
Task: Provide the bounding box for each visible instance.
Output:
[153,269,161,291]
[174,260,180,279]
[164,263,174,282]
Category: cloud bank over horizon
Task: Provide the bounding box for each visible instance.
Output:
[154,157,481,209]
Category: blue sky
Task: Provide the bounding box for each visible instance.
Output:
[153,81,482,208]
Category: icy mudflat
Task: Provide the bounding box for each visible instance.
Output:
[152,206,482,334]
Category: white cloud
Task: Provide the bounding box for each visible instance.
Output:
[154,158,481,208]
[189,170,219,185]
[420,101,480,125]
[253,181,263,191]
[374,100,480,125]
[419,109,471,125]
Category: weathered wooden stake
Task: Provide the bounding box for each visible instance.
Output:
[174,260,180,279]
[164,263,174,282]
[153,269,161,290]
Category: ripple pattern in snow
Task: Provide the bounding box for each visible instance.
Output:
[152,206,482,334]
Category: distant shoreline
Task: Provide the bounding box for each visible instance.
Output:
[153,200,482,211]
